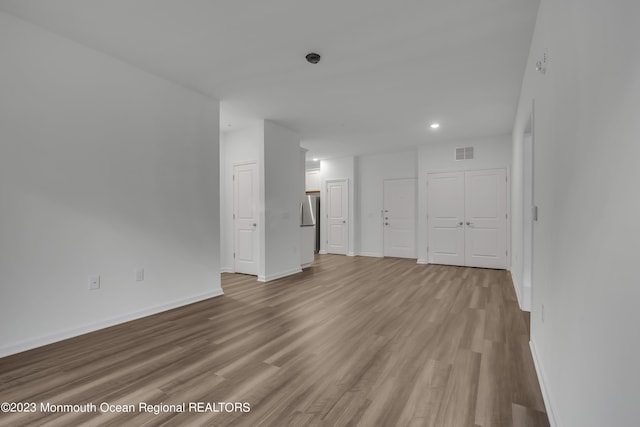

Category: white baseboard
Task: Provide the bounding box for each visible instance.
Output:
[416,258,428,265]
[220,267,233,273]
[257,268,303,282]
[0,288,224,358]
[319,250,327,255]
[347,252,355,257]
[510,272,532,312]
[356,251,383,258]
[510,271,525,311]
[523,285,532,312]
[301,262,312,269]
[529,340,558,427]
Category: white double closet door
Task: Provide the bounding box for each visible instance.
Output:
[427,169,507,269]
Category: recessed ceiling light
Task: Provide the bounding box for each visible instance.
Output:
[312,158,319,162]
[430,123,440,129]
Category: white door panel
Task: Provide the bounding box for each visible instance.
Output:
[432,227,462,255]
[234,163,258,275]
[383,179,416,258]
[329,224,345,245]
[237,230,254,261]
[428,172,465,265]
[329,185,344,217]
[327,180,348,255]
[465,169,507,269]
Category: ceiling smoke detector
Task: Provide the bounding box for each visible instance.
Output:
[305,52,321,64]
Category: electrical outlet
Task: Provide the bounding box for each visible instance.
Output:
[88,275,100,290]
[541,304,545,323]
[136,268,144,282]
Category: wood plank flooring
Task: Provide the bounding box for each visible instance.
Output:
[0,255,549,426]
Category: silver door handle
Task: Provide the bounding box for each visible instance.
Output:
[252,223,257,227]
[342,220,346,224]
[457,222,463,227]
[466,221,474,227]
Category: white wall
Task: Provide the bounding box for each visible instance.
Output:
[220,120,302,281]
[262,120,303,281]
[417,136,512,263]
[319,157,355,255]
[419,135,512,172]
[220,124,264,273]
[512,2,640,426]
[0,11,221,357]
[357,150,418,257]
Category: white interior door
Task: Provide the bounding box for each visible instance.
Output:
[427,172,465,265]
[464,169,507,269]
[326,180,348,255]
[383,179,417,258]
[233,163,258,275]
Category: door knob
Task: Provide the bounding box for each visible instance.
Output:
[385,217,389,220]
[457,222,463,227]
[466,221,473,227]
[252,223,257,227]
[342,220,346,223]
[385,222,389,226]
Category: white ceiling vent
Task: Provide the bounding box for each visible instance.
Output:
[455,146,474,161]
[465,146,474,159]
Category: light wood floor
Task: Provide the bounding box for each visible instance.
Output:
[0,255,549,427]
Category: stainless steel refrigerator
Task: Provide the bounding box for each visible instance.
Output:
[305,193,321,253]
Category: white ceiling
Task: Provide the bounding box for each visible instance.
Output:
[0,0,539,160]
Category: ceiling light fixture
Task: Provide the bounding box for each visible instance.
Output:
[305,52,321,64]
[312,158,319,162]
[430,123,440,129]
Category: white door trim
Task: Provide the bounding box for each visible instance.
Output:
[523,132,534,311]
